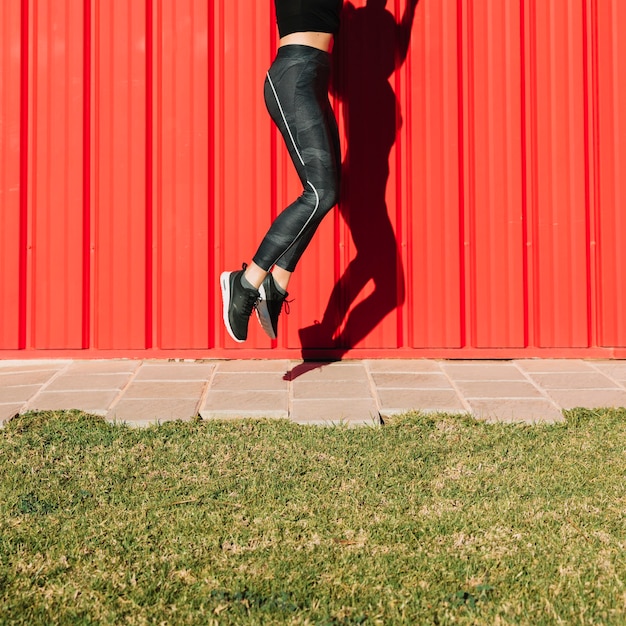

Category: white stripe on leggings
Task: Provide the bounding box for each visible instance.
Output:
[266,70,320,268]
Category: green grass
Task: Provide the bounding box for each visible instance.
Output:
[0,409,625,625]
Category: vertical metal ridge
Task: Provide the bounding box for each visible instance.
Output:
[145,0,153,348]
[207,0,215,348]
[464,0,477,348]
[213,0,225,347]
[526,0,539,349]
[456,0,466,348]
[18,0,29,348]
[582,0,597,347]
[396,0,405,348]
[154,0,163,347]
[186,0,194,342]
[519,0,530,348]
[82,0,91,348]
[400,22,411,349]
[26,0,37,349]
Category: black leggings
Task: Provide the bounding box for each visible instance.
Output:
[252,45,341,273]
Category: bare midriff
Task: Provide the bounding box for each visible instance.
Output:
[279,31,333,52]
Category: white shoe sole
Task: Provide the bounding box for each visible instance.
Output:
[256,283,277,340]
[220,272,245,343]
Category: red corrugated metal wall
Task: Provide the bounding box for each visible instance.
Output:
[1,0,625,358]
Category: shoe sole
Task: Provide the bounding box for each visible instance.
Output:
[220,272,245,343]
[256,283,277,340]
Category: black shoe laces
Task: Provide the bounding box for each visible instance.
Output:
[241,291,260,318]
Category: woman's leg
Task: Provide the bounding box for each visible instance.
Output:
[221,46,340,342]
[251,45,341,274]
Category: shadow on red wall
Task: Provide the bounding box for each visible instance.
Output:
[290,0,420,376]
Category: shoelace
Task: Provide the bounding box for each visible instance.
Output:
[241,290,260,318]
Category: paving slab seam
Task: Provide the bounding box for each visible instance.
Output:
[196,363,219,417]
[362,361,383,423]
[19,361,73,415]
[287,360,294,422]
[465,396,560,401]
[586,362,626,392]
[512,361,563,413]
[437,362,473,414]
[106,360,144,414]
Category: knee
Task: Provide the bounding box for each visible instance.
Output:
[313,184,340,214]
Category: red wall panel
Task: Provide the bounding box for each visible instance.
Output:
[407,0,462,348]
[464,0,525,348]
[29,0,85,349]
[92,0,147,349]
[156,0,210,349]
[526,0,589,348]
[595,0,626,348]
[1,0,625,358]
[0,1,22,348]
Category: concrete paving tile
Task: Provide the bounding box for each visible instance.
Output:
[134,363,215,381]
[200,391,288,419]
[290,399,380,425]
[0,385,42,403]
[467,399,565,423]
[441,362,526,381]
[292,380,372,399]
[216,360,291,373]
[527,372,618,390]
[122,381,205,399]
[109,398,199,424]
[45,374,132,392]
[591,361,626,382]
[370,372,452,389]
[0,404,22,424]
[364,359,442,373]
[66,360,141,374]
[210,372,288,391]
[545,389,626,410]
[455,380,543,399]
[0,370,62,386]
[28,391,119,416]
[377,389,466,416]
[290,362,367,382]
[515,359,594,373]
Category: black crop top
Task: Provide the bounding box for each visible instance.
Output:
[275,0,342,38]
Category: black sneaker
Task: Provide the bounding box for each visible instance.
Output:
[256,274,288,340]
[220,266,260,342]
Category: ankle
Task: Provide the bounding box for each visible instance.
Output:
[270,273,288,295]
[271,267,291,293]
[240,271,258,292]
[242,262,267,290]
